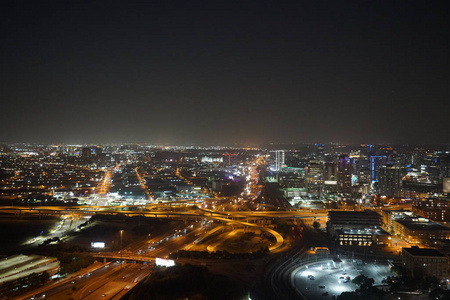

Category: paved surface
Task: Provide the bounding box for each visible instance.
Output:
[293,258,393,299]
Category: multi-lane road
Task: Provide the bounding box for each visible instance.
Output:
[18,262,151,300]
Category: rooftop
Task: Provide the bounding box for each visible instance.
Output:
[395,219,450,231]
[403,246,446,257]
[329,210,381,219]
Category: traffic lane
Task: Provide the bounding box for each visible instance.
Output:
[24,262,121,300]
[127,221,194,254]
[145,227,207,258]
[110,264,152,300]
[77,263,142,299]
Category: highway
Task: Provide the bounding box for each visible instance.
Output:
[18,262,151,300]
[1,197,414,300]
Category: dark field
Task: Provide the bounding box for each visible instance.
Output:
[0,216,59,254]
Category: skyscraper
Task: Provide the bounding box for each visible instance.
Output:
[272,150,285,172]
[338,154,352,195]
[378,164,403,197]
[307,160,323,195]
[358,144,371,184]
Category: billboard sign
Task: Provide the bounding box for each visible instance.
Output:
[155,258,175,267]
[91,242,105,248]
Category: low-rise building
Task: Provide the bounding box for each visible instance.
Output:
[402,246,449,279]
[328,210,381,233]
[413,198,450,222]
[336,228,390,246]
[328,210,387,246]
[393,217,450,244]
[381,209,414,231]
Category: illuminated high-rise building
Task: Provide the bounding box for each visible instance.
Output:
[272,150,285,172]
[307,160,323,195]
[378,164,403,197]
[358,144,371,184]
[338,154,352,195]
[314,143,325,161]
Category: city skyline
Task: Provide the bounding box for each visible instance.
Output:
[1,141,450,298]
[1,1,449,145]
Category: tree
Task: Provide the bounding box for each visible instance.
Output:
[313,221,321,229]
[351,274,368,286]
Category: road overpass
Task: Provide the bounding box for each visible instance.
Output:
[91,252,155,263]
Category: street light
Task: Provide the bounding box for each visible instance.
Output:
[120,230,123,268]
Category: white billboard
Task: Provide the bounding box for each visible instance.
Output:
[91,242,105,248]
[155,258,175,267]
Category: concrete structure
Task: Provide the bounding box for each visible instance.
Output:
[328,210,381,232]
[381,209,414,231]
[402,246,449,279]
[413,198,450,222]
[336,228,390,246]
[327,211,384,245]
[393,217,450,244]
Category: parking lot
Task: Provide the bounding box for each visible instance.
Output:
[293,258,393,299]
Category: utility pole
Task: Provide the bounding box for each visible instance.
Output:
[120,230,123,268]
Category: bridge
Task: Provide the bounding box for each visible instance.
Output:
[91,252,155,264]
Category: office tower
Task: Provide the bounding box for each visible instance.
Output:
[314,144,325,161]
[272,150,285,172]
[338,154,352,195]
[378,164,402,197]
[307,160,323,195]
[358,144,371,184]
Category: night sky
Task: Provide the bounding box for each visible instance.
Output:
[1,1,449,145]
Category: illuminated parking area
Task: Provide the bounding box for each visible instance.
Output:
[294,259,393,299]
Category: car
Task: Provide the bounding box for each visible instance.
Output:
[319,285,325,289]
[307,275,313,278]
[322,292,329,296]
[310,276,315,280]
[102,294,106,297]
